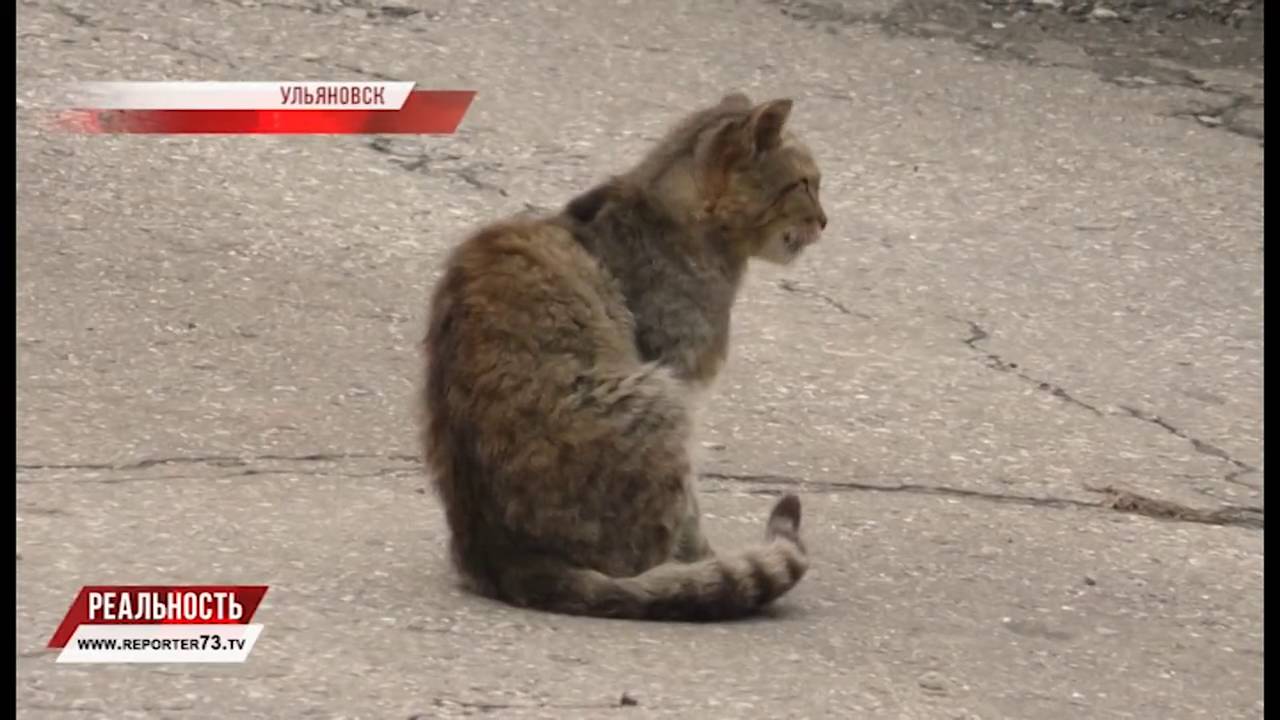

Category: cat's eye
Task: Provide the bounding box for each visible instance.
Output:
[778,180,804,197]
[778,177,816,200]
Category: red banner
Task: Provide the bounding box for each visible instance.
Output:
[60,90,475,135]
[47,585,269,648]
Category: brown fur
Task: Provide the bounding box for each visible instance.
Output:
[420,93,827,620]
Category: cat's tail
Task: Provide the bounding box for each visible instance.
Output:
[493,494,809,621]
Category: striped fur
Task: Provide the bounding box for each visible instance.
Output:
[496,495,807,621]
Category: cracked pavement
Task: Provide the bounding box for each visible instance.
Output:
[16,0,1262,718]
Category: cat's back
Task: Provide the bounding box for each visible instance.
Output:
[433,218,598,308]
[425,217,638,397]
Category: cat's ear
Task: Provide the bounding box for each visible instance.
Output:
[744,98,792,154]
[701,98,792,188]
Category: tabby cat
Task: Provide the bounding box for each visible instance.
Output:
[421,92,827,620]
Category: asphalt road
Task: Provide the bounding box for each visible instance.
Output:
[16,0,1263,718]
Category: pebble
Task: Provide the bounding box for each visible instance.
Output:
[1090,6,1121,20]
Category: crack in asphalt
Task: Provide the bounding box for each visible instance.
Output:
[1018,58,1264,145]
[16,468,422,486]
[776,280,873,319]
[421,693,649,715]
[250,0,333,13]
[248,0,436,22]
[139,35,238,68]
[43,3,239,68]
[704,471,1263,530]
[301,56,399,81]
[365,138,510,197]
[950,317,1104,416]
[18,451,1260,529]
[949,318,1262,494]
[16,452,423,486]
[1116,405,1261,489]
[51,3,95,26]
[454,168,510,197]
[20,705,99,715]
[16,451,420,473]
[703,471,1096,509]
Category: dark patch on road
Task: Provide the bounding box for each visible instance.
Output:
[766,0,1263,141]
[1086,483,1263,529]
[1167,93,1264,140]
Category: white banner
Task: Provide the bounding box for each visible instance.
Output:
[55,624,264,664]
[67,81,416,110]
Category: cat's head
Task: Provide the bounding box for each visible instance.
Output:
[689,93,828,265]
[584,93,827,265]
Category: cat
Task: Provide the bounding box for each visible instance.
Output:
[420,92,827,620]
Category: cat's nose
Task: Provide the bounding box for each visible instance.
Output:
[814,211,827,230]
